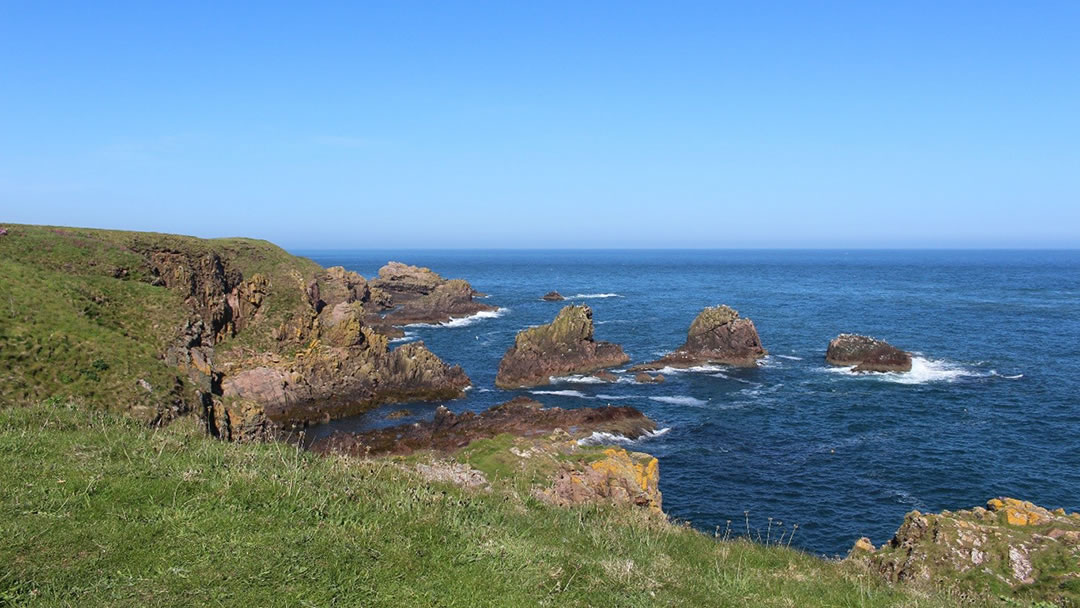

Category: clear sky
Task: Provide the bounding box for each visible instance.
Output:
[2,1,1078,248]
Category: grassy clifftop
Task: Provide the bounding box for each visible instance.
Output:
[0,402,967,608]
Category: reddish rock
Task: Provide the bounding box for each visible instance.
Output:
[495,305,629,388]
[542,291,565,301]
[310,397,656,457]
[826,334,912,372]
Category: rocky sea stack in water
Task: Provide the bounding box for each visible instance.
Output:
[542,291,565,301]
[495,305,629,388]
[826,334,912,372]
[633,305,766,371]
[375,261,497,326]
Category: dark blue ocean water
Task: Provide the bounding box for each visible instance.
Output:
[297,250,1080,556]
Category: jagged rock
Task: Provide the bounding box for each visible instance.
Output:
[592,371,618,382]
[826,334,912,372]
[852,497,1080,599]
[635,372,665,384]
[495,305,629,388]
[311,396,656,457]
[542,291,565,301]
[544,447,662,513]
[632,306,766,371]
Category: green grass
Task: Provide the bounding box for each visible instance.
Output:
[1,402,978,608]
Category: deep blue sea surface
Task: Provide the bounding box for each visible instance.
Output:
[296,249,1080,556]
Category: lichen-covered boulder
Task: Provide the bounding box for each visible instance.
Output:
[632,305,766,371]
[826,334,912,372]
[851,497,1080,601]
[495,305,629,388]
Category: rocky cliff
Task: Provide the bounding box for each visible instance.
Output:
[494,305,630,388]
[633,305,766,371]
[0,224,473,439]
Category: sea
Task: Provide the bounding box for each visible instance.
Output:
[296,249,1080,556]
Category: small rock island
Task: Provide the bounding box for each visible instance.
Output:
[825,334,912,372]
[633,305,766,371]
[495,305,629,388]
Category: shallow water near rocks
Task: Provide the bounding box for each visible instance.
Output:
[297,249,1080,556]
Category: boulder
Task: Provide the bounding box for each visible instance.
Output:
[826,334,912,372]
[592,371,619,382]
[632,305,766,371]
[542,291,565,301]
[635,372,665,384]
[851,497,1080,598]
[495,305,629,388]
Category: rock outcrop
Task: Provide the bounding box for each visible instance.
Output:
[494,305,630,388]
[851,498,1080,602]
[311,396,654,456]
[632,305,766,371]
[542,291,565,301]
[371,262,498,326]
[826,334,912,372]
[635,372,665,384]
[312,397,663,514]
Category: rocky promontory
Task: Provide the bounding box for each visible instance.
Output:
[494,305,630,388]
[312,397,663,513]
[632,305,766,371]
[851,497,1080,602]
[826,334,912,372]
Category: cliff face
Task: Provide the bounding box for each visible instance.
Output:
[0,224,471,439]
[494,305,629,388]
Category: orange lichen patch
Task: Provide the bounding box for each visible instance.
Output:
[986,497,1052,526]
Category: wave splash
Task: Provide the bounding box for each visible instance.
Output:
[649,395,708,406]
[576,427,671,446]
[529,389,589,398]
[823,356,985,384]
[404,308,508,329]
[569,293,622,299]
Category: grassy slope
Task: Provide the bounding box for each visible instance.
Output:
[0,402,973,608]
[0,224,322,417]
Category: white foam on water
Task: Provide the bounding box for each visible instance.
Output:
[776,354,803,361]
[821,356,982,384]
[576,427,671,446]
[711,371,754,384]
[549,374,608,384]
[404,308,508,329]
[477,388,494,392]
[569,293,622,299]
[389,332,417,343]
[596,394,636,400]
[989,370,1024,380]
[654,364,727,375]
[649,395,708,406]
[529,389,590,398]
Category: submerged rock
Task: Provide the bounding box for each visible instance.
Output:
[494,305,629,388]
[632,305,766,371]
[851,497,1080,600]
[826,334,912,372]
[542,291,565,301]
[592,371,619,382]
[310,396,656,457]
[635,372,665,384]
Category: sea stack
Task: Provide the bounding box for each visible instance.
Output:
[825,334,912,372]
[542,291,565,301]
[495,305,629,388]
[632,305,766,370]
[374,262,498,326]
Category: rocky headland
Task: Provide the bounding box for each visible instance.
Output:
[632,305,766,371]
[850,497,1080,603]
[826,334,912,372]
[494,305,630,388]
[313,396,663,513]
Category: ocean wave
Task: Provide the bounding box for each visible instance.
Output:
[711,371,755,384]
[529,389,590,398]
[596,394,636,400]
[649,395,708,406]
[404,308,508,329]
[549,374,608,384]
[576,427,671,446]
[822,356,982,384]
[653,364,727,375]
[389,332,417,343]
[776,354,803,361]
[569,293,622,299]
[989,370,1024,380]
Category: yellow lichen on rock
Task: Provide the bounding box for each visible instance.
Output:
[589,447,662,512]
[987,497,1051,526]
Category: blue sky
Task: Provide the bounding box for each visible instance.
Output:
[2,1,1078,248]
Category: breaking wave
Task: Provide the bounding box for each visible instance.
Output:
[576,427,671,446]
[404,308,508,328]
[649,395,708,406]
[822,356,983,384]
[569,293,622,299]
[529,389,589,398]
